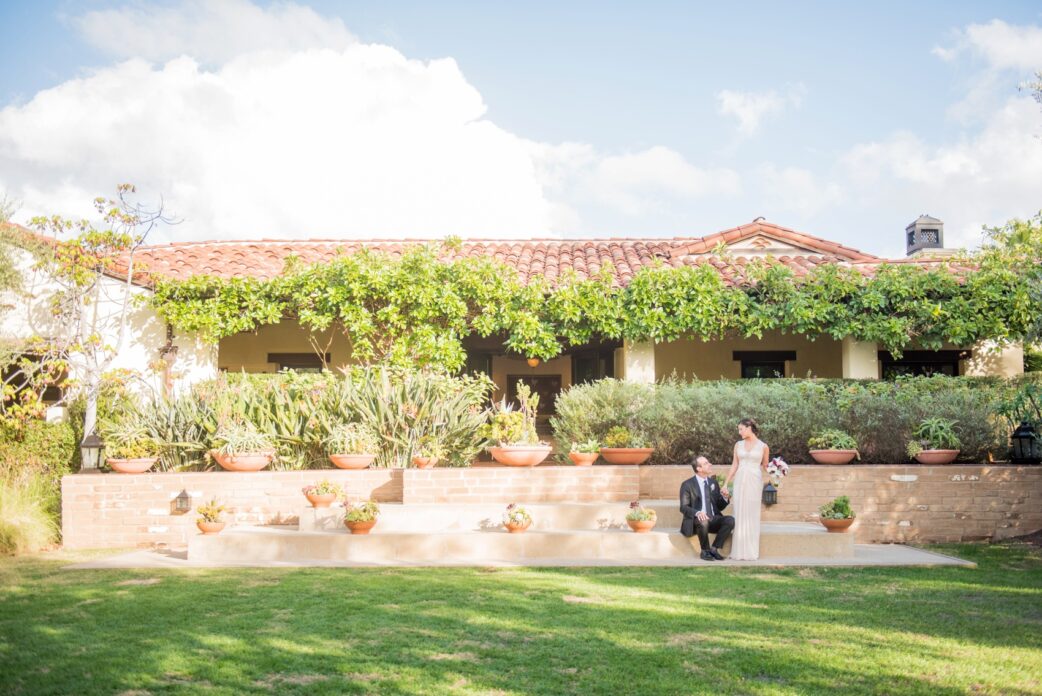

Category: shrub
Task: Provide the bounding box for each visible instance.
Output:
[603,426,648,449]
[0,465,60,554]
[569,439,600,453]
[212,422,275,456]
[907,418,962,458]
[98,418,161,461]
[196,499,226,523]
[483,382,541,446]
[552,376,1010,464]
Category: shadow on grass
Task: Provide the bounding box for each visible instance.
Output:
[0,542,1040,695]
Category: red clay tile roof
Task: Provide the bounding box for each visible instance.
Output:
[7,219,959,289]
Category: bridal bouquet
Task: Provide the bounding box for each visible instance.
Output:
[766,456,789,487]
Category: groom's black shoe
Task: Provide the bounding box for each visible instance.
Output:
[709,548,725,561]
[699,550,716,561]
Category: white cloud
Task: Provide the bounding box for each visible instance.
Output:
[74,0,356,65]
[716,84,805,137]
[936,19,1042,71]
[0,0,737,242]
[840,95,1042,250]
[756,165,844,218]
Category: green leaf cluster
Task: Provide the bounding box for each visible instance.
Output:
[149,240,1041,366]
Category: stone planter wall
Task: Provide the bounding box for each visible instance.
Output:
[61,464,1042,549]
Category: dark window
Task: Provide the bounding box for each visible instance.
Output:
[507,374,561,416]
[1,354,65,403]
[733,351,795,379]
[879,350,967,379]
[464,352,492,378]
[267,352,328,373]
[572,349,615,385]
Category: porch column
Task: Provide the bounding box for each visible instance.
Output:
[841,338,878,379]
[962,340,1024,377]
[619,339,656,383]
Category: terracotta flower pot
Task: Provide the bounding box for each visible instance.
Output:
[809,449,858,465]
[568,452,598,466]
[346,519,377,535]
[106,457,157,474]
[820,517,855,533]
[412,456,438,469]
[913,449,960,465]
[210,450,272,472]
[305,492,337,508]
[626,518,657,533]
[504,520,531,534]
[197,520,225,535]
[489,446,552,467]
[329,453,377,469]
[599,447,654,465]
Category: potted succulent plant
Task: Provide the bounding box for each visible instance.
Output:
[411,434,445,469]
[818,495,856,533]
[625,500,658,533]
[599,425,654,465]
[100,419,161,474]
[807,429,860,465]
[568,439,600,466]
[906,417,961,465]
[325,422,380,469]
[502,503,532,533]
[344,500,380,534]
[210,422,275,471]
[484,383,551,467]
[196,498,228,534]
[301,480,344,508]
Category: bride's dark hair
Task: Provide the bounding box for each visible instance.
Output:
[738,417,759,435]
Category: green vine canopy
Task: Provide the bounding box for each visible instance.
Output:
[148,240,1037,371]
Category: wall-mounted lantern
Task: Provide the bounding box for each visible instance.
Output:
[1011,422,1041,464]
[173,489,193,515]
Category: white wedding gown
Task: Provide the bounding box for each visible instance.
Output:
[730,439,764,560]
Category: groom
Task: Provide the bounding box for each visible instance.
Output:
[679,455,734,561]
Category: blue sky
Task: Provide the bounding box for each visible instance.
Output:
[1,1,1040,255]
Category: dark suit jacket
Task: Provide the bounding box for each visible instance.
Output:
[679,476,731,537]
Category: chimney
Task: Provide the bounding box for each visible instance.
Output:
[905,215,945,257]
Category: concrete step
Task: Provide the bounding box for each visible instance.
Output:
[189,521,853,564]
[299,500,690,533]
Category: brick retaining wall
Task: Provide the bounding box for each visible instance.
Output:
[61,464,1042,549]
[641,465,1042,543]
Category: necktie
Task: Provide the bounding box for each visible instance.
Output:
[703,479,713,517]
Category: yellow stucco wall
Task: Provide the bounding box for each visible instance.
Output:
[218,321,353,373]
[654,331,844,380]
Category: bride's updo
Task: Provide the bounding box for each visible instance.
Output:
[738,417,759,435]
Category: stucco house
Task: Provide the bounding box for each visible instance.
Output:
[0,216,1024,419]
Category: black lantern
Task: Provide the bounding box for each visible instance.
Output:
[80,433,104,471]
[762,482,778,506]
[1011,422,1041,464]
[173,489,193,515]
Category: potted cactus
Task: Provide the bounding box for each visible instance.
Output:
[210,422,275,471]
[100,419,161,474]
[411,434,445,469]
[818,495,856,533]
[196,498,228,535]
[484,383,551,467]
[325,422,380,469]
[807,429,860,465]
[599,425,654,465]
[568,439,600,466]
[301,480,344,508]
[906,418,961,465]
[625,500,658,533]
[344,500,380,534]
[502,503,532,533]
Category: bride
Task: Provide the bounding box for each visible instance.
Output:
[723,417,769,561]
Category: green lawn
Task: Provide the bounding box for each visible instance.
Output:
[1,544,1041,695]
